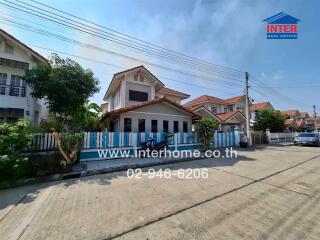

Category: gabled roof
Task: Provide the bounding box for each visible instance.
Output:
[250,102,272,111]
[263,12,301,24]
[184,95,224,106]
[184,95,245,107]
[224,95,245,104]
[285,119,296,126]
[300,112,310,119]
[0,29,47,63]
[104,65,165,100]
[157,87,190,99]
[101,97,201,120]
[215,111,246,122]
[296,120,305,128]
[191,106,221,122]
[281,110,300,116]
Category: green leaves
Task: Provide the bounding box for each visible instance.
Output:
[23,53,100,119]
[253,109,286,132]
[196,118,219,150]
[0,119,35,183]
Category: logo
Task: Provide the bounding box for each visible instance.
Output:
[263,12,301,39]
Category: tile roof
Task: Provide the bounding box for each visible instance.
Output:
[223,95,245,104]
[0,29,47,63]
[296,120,304,128]
[281,110,299,116]
[215,111,245,121]
[284,119,296,126]
[184,95,244,106]
[101,97,201,120]
[300,112,309,119]
[250,102,270,111]
[184,95,225,106]
[157,87,190,98]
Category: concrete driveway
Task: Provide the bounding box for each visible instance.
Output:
[0,145,319,240]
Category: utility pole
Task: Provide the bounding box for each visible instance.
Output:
[245,72,252,146]
[313,105,317,132]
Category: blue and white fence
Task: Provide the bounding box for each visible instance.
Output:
[29,131,240,160]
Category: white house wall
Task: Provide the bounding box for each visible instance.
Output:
[0,36,48,124]
[118,102,193,132]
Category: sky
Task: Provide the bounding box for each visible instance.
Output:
[0,0,319,114]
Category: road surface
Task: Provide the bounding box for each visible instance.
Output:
[0,145,319,240]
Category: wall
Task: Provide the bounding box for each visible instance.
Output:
[0,33,48,124]
[118,102,193,132]
[125,80,152,106]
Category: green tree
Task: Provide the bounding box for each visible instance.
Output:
[196,118,219,150]
[23,54,100,121]
[71,102,102,131]
[253,109,286,132]
[0,119,35,183]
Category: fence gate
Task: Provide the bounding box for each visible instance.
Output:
[251,131,267,145]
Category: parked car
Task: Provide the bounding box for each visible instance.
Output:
[294,133,320,146]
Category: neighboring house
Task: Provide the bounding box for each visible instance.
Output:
[284,119,297,132]
[101,66,200,132]
[281,109,300,120]
[250,101,274,123]
[305,116,320,131]
[184,95,247,132]
[0,29,48,124]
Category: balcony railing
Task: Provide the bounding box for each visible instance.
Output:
[0,85,26,97]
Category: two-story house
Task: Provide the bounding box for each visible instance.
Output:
[184,95,247,132]
[250,101,274,124]
[101,66,200,132]
[0,29,48,124]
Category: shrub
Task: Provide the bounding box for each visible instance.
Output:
[0,119,35,183]
[196,118,219,150]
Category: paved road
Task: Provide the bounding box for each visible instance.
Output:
[1,145,320,240]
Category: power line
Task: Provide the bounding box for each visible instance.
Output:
[30,0,244,74]
[1,0,244,79]
[0,16,244,89]
[29,45,243,97]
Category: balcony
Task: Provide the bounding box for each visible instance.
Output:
[0,85,26,97]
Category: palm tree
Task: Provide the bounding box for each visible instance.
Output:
[72,102,102,131]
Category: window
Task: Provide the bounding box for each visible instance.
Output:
[0,58,29,69]
[163,120,169,132]
[224,107,228,113]
[140,75,144,82]
[0,73,7,95]
[129,90,148,102]
[134,74,138,81]
[138,119,145,132]
[5,44,13,54]
[124,118,132,132]
[10,75,21,96]
[183,121,188,133]
[174,121,179,133]
[212,106,217,113]
[151,120,157,132]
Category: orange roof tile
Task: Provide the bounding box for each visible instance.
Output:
[184,95,245,107]
[296,120,304,128]
[285,119,296,126]
[215,111,245,121]
[223,95,245,104]
[300,112,309,119]
[250,102,270,111]
[157,87,190,98]
[184,95,224,106]
[281,110,299,116]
